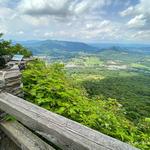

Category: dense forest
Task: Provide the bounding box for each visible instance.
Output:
[82,75,150,122]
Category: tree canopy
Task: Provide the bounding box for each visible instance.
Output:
[0,33,32,57]
[0,33,32,68]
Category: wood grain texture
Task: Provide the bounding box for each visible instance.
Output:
[0,92,139,150]
[0,121,54,150]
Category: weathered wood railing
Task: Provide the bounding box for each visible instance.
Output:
[0,92,138,150]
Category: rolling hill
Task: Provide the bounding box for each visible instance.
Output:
[14,40,98,56]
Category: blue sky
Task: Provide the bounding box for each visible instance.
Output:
[0,0,150,43]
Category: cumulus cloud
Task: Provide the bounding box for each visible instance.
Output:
[85,20,110,30]
[82,21,122,41]
[131,30,150,41]
[120,0,150,29]
[127,14,146,28]
[0,0,150,43]
[120,0,150,17]
[17,0,109,18]
[18,0,72,17]
[120,6,135,17]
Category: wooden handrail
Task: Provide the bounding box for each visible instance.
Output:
[0,121,54,150]
[0,92,138,150]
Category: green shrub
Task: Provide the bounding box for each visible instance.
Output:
[22,60,150,149]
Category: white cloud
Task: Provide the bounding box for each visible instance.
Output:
[120,0,150,16]
[0,0,150,43]
[17,0,110,18]
[120,6,134,17]
[73,20,123,41]
[120,0,150,29]
[85,20,110,30]
[18,0,71,17]
[17,31,24,35]
[131,30,150,41]
[73,0,106,15]
[127,14,146,28]
[21,15,50,26]
[0,7,15,20]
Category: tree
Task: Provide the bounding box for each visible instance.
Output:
[0,33,32,57]
[11,43,32,57]
[0,34,12,56]
[0,33,32,68]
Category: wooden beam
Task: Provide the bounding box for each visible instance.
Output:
[0,93,139,150]
[0,121,55,150]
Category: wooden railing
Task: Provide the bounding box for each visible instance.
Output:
[0,92,138,150]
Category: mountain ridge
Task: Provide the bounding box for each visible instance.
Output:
[13,40,98,55]
[13,39,150,55]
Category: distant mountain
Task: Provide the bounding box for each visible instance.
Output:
[13,40,150,57]
[90,43,150,54]
[90,42,150,48]
[14,40,98,56]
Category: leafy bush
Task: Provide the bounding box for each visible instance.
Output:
[22,60,150,149]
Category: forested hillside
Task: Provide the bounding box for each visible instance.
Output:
[82,75,150,122]
[15,40,98,56]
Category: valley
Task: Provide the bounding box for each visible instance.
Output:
[17,40,150,123]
